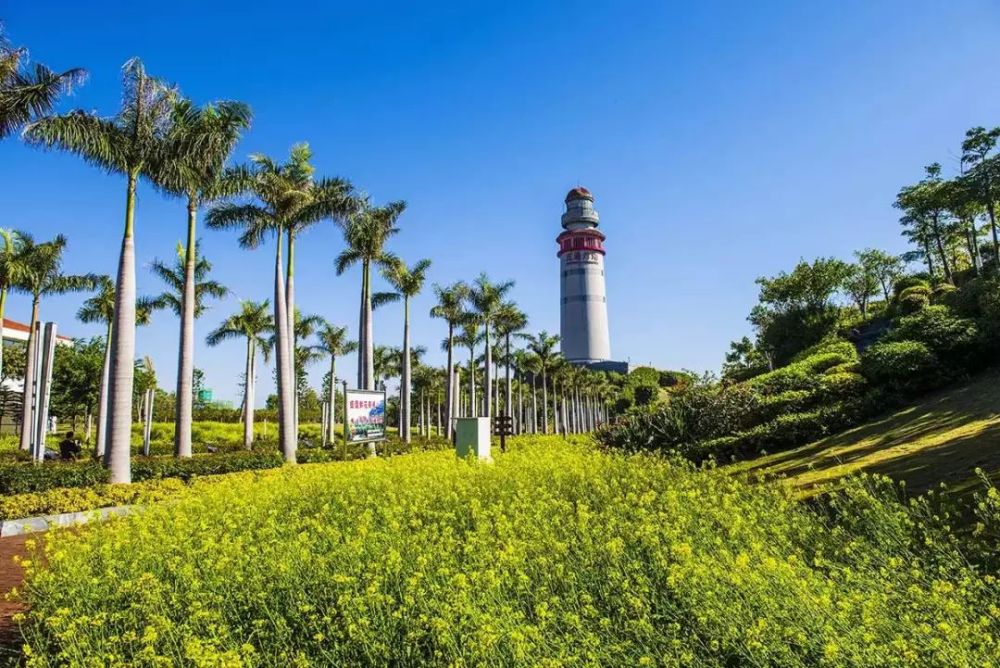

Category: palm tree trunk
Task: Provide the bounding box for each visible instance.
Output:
[95,320,113,458]
[402,296,411,444]
[445,325,454,438]
[541,368,549,434]
[174,198,197,458]
[327,354,337,443]
[517,372,524,434]
[0,287,6,389]
[273,232,296,463]
[531,379,538,434]
[483,327,492,418]
[105,172,138,484]
[357,262,366,389]
[468,351,476,417]
[243,336,253,449]
[286,229,298,439]
[19,299,40,451]
[362,262,375,391]
[248,342,257,447]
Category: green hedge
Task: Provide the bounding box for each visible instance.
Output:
[0,462,109,495]
[861,340,941,395]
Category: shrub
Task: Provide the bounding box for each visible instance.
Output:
[789,338,858,365]
[633,384,658,406]
[744,364,817,395]
[932,283,957,303]
[754,389,814,422]
[131,450,285,482]
[892,275,930,298]
[738,410,828,452]
[887,305,981,366]
[861,340,941,394]
[824,361,861,375]
[819,371,867,400]
[0,461,109,495]
[21,444,1000,666]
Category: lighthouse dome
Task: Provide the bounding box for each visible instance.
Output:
[565,187,593,203]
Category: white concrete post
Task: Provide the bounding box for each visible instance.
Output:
[33,323,57,463]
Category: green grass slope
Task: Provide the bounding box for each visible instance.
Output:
[730,367,1000,495]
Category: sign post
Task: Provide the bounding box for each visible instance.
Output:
[344,385,386,458]
[493,414,513,454]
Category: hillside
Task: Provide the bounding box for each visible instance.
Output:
[730,367,1000,495]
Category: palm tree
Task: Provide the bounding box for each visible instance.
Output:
[372,345,398,390]
[378,258,431,444]
[152,98,251,459]
[0,32,85,138]
[335,199,405,390]
[525,331,560,434]
[430,280,469,437]
[522,352,542,434]
[494,302,527,425]
[454,319,482,416]
[78,276,157,457]
[25,58,176,483]
[207,146,353,463]
[286,309,325,418]
[0,229,28,383]
[15,234,96,451]
[314,322,357,444]
[469,274,515,418]
[150,241,228,317]
[206,300,273,449]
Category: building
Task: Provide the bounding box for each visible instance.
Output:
[2,318,74,393]
[557,187,628,374]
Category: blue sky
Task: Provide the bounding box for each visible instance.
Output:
[3,1,999,404]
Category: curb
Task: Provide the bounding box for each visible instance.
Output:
[0,506,135,537]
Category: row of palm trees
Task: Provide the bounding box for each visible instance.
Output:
[3,42,621,483]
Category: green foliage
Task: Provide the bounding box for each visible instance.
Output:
[17,443,1000,665]
[633,384,657,406]
[600,339,872,463]
[0,461,109,495]
[892,275,930,298]
[886,305,981,365]
[861,341,941,395]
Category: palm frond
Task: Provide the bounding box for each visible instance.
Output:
[372,291,401,309]
[23,111,128,174]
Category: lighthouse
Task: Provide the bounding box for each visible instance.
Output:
[557,187,614,366]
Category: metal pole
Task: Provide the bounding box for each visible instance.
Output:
[342,380,349,460]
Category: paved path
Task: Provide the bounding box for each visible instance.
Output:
[0,535,29,662]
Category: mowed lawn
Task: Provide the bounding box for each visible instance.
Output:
[730,367,1000,495]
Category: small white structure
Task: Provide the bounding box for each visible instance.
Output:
[454,417,491,461]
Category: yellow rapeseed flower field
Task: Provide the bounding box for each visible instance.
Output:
[16,436,1000,666]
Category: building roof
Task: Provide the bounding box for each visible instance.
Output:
[565,186,593,203]
[3,318,74,343]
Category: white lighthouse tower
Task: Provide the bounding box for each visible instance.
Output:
[558,187,613,366]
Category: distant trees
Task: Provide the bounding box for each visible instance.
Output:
[380,259,431,444]
[206,300,273,449]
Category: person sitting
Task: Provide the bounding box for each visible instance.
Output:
[58,431,81,461]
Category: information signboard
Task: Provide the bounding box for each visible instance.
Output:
[345,388,387,443]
